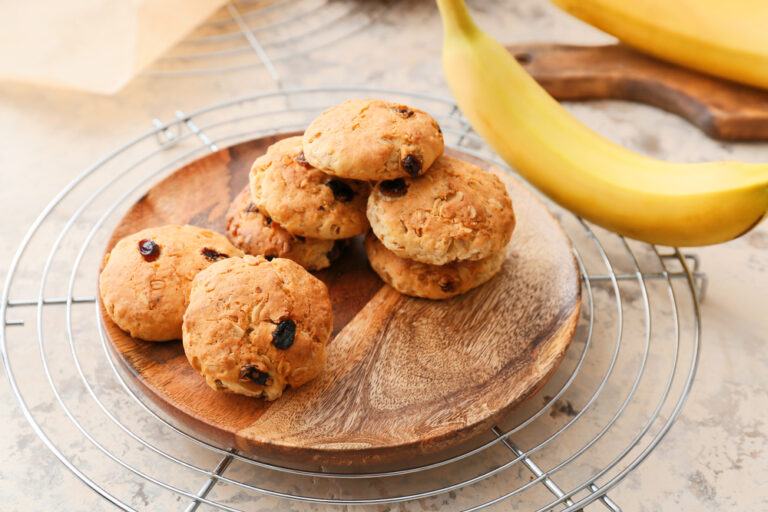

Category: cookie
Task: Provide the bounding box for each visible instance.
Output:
[99,224,243,341]
[367,155,516,265]
[302,99,444,181]
[250,136,370,239]
[182,255,333,401]
[365,232,506,300]
[226,186,347,271]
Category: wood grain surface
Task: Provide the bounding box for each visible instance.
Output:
[508,43,768,141]
[100,134,581,467]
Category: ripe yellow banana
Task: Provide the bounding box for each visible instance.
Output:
[550,0,768,90]
[436,0,768,247]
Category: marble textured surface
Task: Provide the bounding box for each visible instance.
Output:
[1,0,767,510]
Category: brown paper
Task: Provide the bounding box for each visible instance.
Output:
[0,0,229,94]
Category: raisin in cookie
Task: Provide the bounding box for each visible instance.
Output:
[250,136,370,239]
[226,186,347,270]
[182,255,332,401]
[367,155,516,265]
[365,232,506,300]
[99,224,243,341]
[302,99,444,181]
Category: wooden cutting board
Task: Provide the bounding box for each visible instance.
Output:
[507,43,768,141]
[100,133,581,468]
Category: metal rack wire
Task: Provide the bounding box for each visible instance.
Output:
[1,87,704,511]
[142,0,395,82]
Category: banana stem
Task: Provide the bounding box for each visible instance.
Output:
[436,0,478,36]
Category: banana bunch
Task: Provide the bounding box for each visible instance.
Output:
[436,0,768,247]
[550,0,768,90]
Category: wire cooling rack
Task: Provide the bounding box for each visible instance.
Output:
[142,0,395,82]
[1,87,705,511]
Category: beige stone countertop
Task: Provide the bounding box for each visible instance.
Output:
[1,1,766,510]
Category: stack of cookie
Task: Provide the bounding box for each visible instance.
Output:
[298,98,515,299]
[366,155,515,299]
[225,98,449,273]
[225,98,515,298]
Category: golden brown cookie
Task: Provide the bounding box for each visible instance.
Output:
[366,155,516,265]
[365,232,506,300]
[302,99,444,180]
[249,136,370,240]
[226,186,347,271]
[182,255,332,401]
[99,224,243,341]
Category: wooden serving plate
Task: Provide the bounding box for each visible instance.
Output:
[100,133,581,467]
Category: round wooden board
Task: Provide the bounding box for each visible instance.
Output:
[100,133,582,468]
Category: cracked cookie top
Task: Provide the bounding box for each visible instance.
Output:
[366,155,516,265]
[302,99,444,181]
[250,136,370,240]
[182,255,332,401]
[99,224,243,342]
